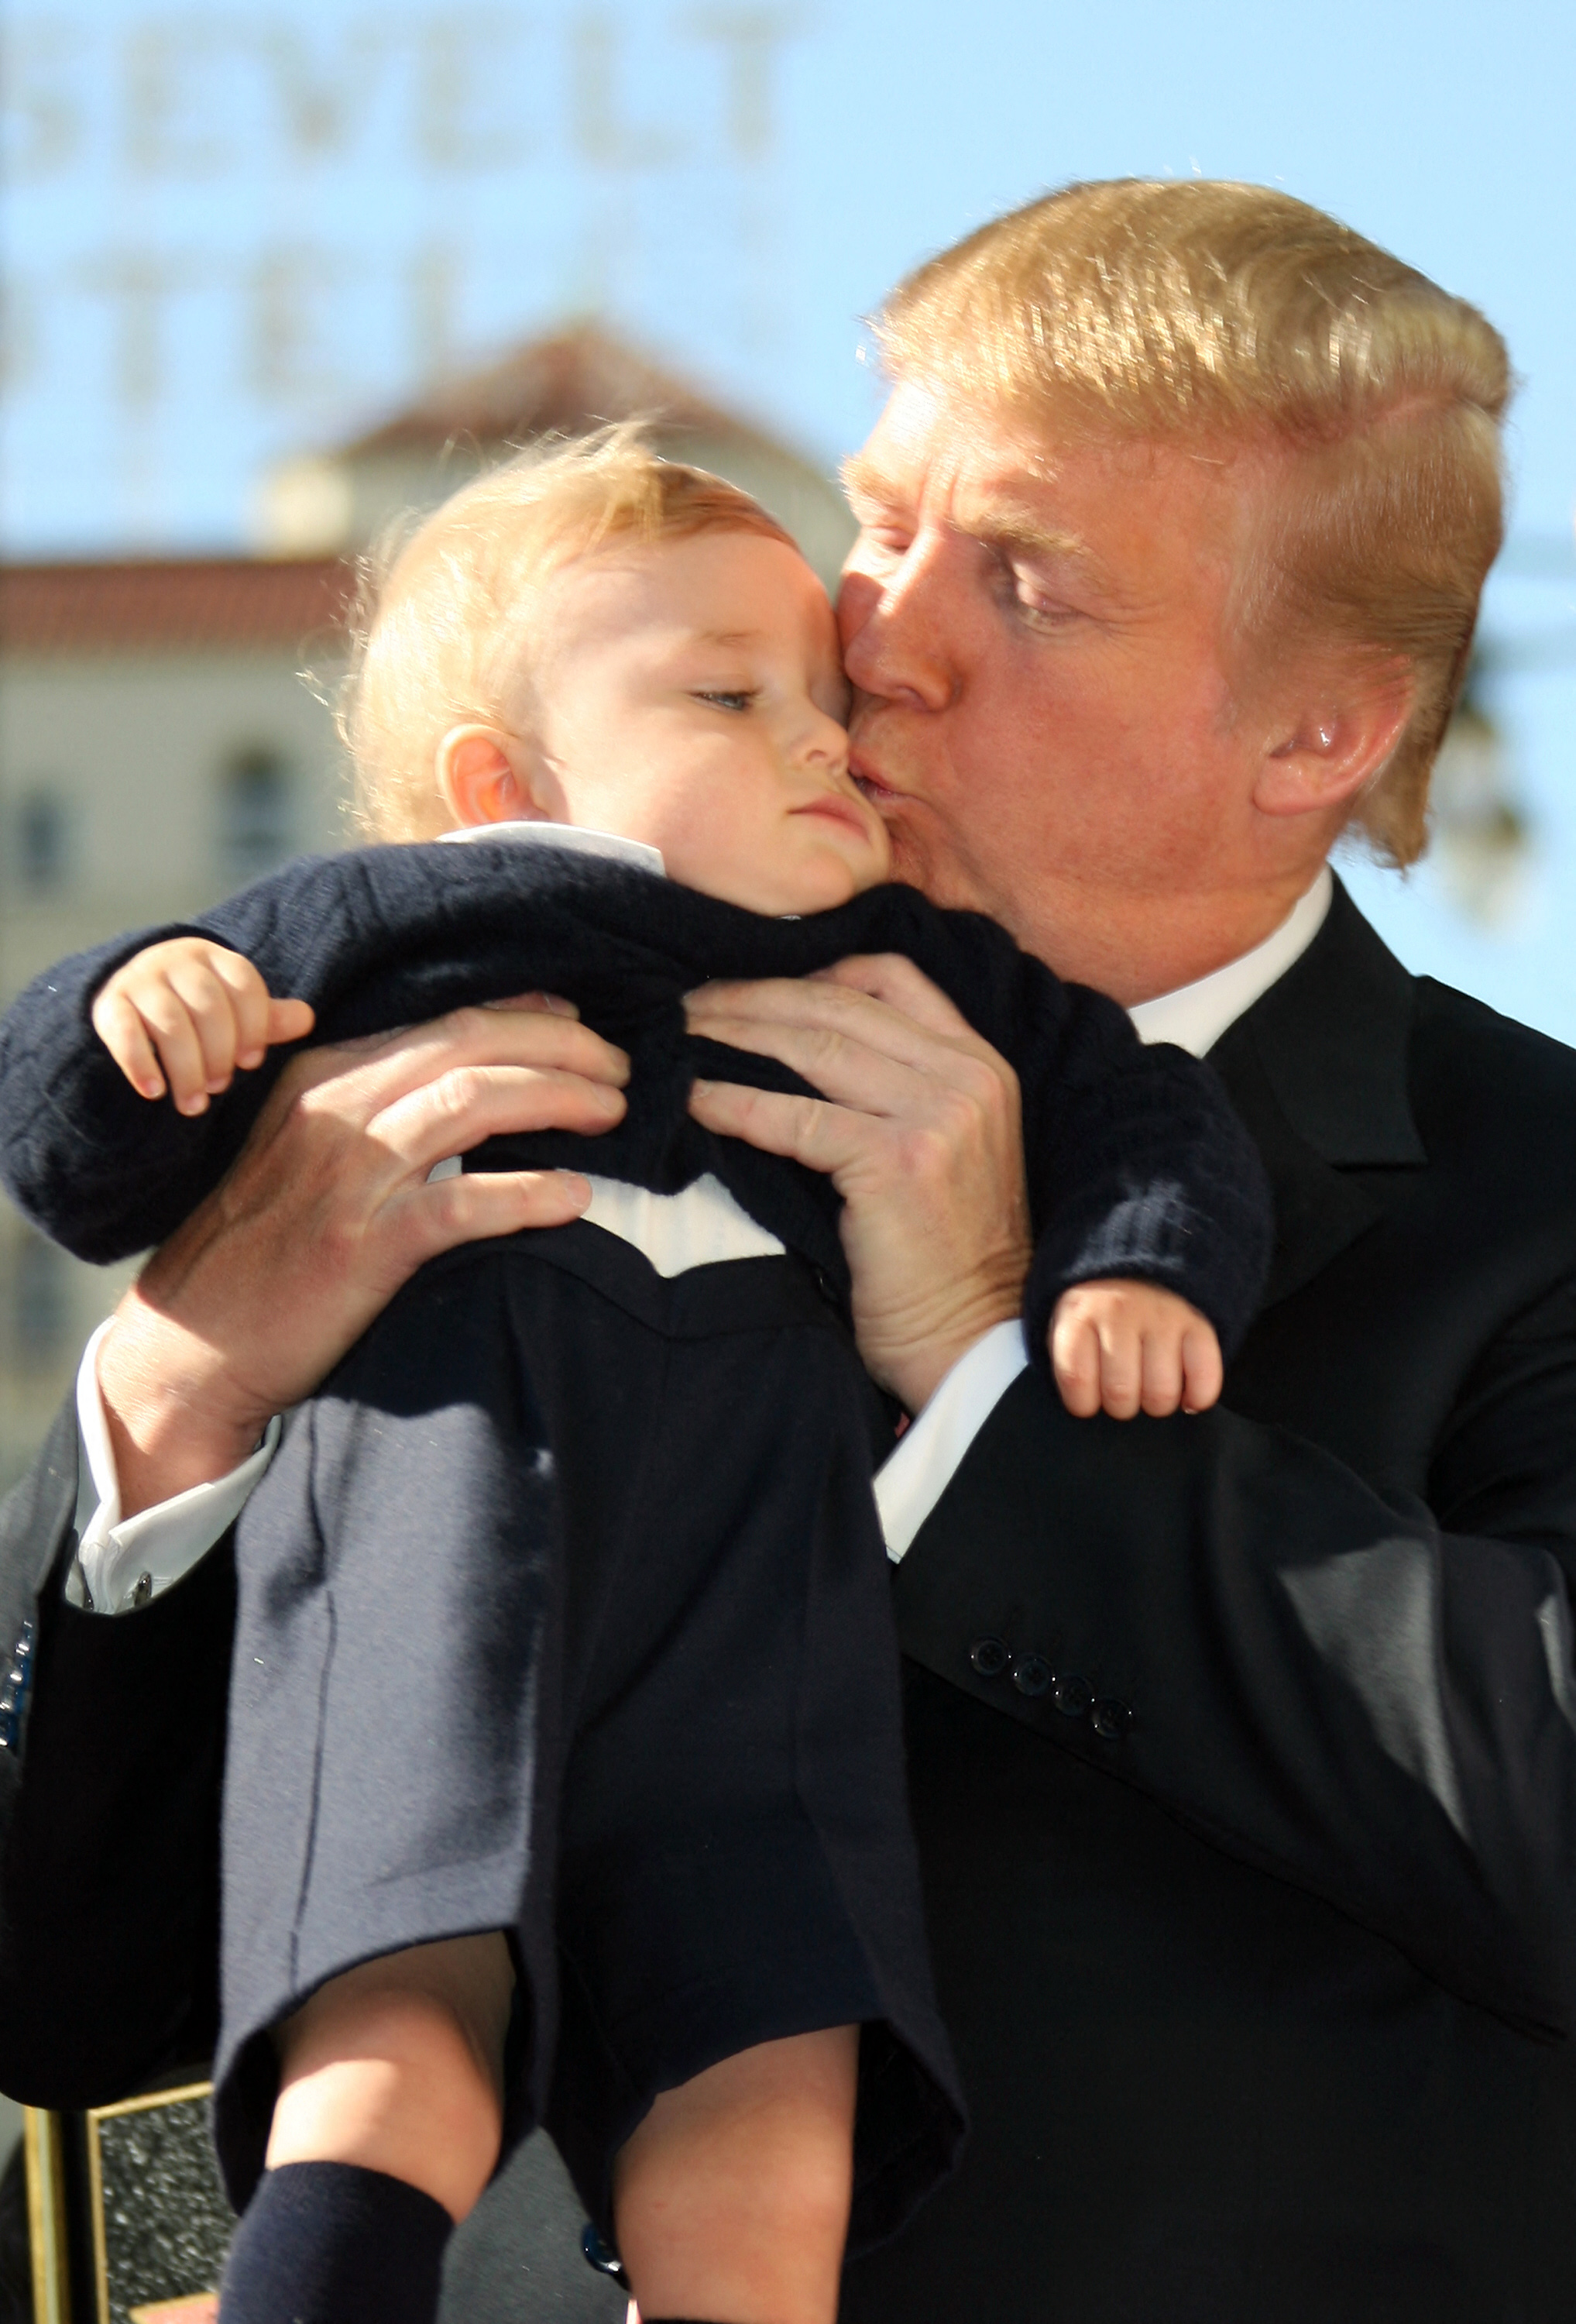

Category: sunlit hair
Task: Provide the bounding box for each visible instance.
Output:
[342,424,796,841]
[875,180,1511,865]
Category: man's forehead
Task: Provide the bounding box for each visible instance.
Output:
[849,382,1084,518]
[843,442,1097,578]
[846,376,1255,582]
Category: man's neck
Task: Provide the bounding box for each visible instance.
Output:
[1016,862,1334,1006]
[1128,867,1333,1056]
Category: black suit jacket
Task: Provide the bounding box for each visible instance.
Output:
[5,882,1576,2321]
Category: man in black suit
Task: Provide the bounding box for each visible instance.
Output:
[5,180,1574,2321]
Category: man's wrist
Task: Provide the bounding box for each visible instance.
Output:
[96,1290,275,1519]
[869,1291,1026,1416]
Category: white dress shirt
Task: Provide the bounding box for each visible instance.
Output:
[71,857,1334,1607]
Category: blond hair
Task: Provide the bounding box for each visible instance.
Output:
[877,180,1511,865]
[342,425,795,840]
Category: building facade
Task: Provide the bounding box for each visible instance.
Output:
[0,327,855,1490]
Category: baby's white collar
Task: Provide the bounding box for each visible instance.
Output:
[438,820,666,878]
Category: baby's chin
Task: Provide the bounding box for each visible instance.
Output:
[772,851,891,916]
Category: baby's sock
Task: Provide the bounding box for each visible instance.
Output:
[218,2161,452,2324]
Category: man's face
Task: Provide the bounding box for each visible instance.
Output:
[839,380,1272,982]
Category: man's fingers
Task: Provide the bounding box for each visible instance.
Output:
[480,991,580,1018]
[808,953,984,1041]
[277,1006,630,1133]
[368,1061,627,1177]
[1181,1325,1224,1413]
[688,1077,873,1181]
[92,988,167,1099]
[404,1167,592,1261]
[688,971,1008,1085]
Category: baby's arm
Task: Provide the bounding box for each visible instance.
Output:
[91,937,314,1116]
[1049,1277,1224,1420]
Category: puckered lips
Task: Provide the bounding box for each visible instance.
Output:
[849,741,905,811]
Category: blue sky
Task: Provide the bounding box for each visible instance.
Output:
[4,0,1574,1029]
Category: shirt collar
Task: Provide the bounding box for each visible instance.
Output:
[1127,866,1334,1058]
[438,819,666,878]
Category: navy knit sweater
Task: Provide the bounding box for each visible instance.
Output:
[0,841,1272,1366]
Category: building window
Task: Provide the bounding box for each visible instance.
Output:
[14,1234,70,1363]
[16,789,69,889]
[221,748,295,885]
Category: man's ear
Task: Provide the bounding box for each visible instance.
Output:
[1253,662,1415,821]
[435,725,554,828]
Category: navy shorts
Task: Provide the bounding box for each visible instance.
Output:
[213,1219,964,2253]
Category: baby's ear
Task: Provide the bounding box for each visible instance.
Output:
[435,724,548,827]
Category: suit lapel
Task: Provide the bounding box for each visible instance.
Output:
[1207,879,1427,1312]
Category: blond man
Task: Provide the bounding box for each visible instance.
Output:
[4,181,1574,2320]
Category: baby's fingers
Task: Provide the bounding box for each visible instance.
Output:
[265,997,316,1052]
[91,985,168,1100]
[1050,1313,1104,1418]
[207,948,288,1069]
[1139,1330,1186,1418]
[1095,1325,1144,1420]
[1180,1323,1224,1414]
[130,983,211,1113]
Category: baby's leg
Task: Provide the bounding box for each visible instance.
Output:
[220,1933,513,2324]
[613,2025,859,2324]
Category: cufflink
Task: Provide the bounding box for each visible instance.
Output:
[0,1620,36,1752]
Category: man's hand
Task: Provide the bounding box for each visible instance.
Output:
[686,954,1031,1411]
[97,999,629,1517]
[1049,1280,1224,1419]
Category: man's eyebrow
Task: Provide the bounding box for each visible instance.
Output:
[956,497,1091,568]
[841,456,1094,572]
[840,452,903,509]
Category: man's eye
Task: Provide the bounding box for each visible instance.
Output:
[695,689,756,712]
[1001,564,1076,630]
[855,524,911,560]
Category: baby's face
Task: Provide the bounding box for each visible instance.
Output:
[524,530,891,914]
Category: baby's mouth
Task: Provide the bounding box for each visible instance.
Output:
[795,795,874,838]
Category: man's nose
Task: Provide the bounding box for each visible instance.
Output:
[838,541,956,711]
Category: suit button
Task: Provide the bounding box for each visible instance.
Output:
[1091,1697,1132,1739]
[969,1636,1010,1678]
[1052,1673,1094,1719]
[1011,1653,1052,1697]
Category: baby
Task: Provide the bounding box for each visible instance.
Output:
[0,432,1270,2324]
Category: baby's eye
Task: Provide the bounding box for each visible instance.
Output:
[695,689,757,713]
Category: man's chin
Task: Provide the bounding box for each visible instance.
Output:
[882,815,981,910]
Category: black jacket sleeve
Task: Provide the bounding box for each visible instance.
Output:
[894,1287,1576,2044]
[0,1403,231,2106]
[1013,995,1272,1363]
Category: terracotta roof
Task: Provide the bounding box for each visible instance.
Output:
[1,558,355,655]
[342,321,797,464]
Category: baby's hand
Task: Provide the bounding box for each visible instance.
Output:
[1049,1279,1223,1419]
[91,937,315,1116]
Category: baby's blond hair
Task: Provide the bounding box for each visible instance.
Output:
[342,425,796,841]
[876,180,1510,865]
